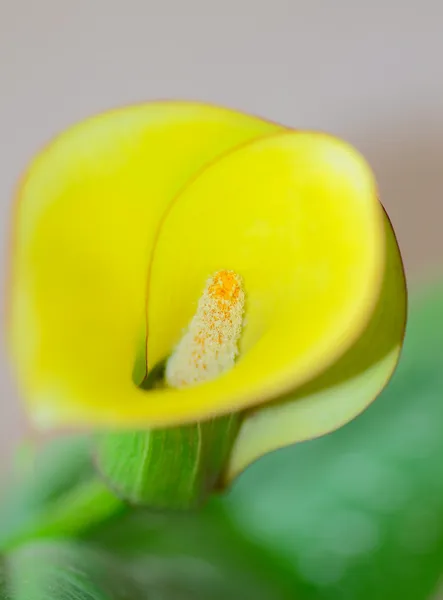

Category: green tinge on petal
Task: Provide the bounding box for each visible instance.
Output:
[226,211,406,481]
[95,415,239,509]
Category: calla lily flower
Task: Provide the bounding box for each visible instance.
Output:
[8,101,406,480]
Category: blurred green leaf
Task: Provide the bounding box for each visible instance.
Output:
[0,436,123,552]
[0,557,7,600]
[84,498,298,599]
[6,540,140,600]
[1,438,299,598]
[1,435,92,503]
[228,281,443,600]
[3,509,297,600]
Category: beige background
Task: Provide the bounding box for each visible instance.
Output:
[1,0,442,464]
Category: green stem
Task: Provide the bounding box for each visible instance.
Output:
[95,414,241,509]
[0,476,124,553]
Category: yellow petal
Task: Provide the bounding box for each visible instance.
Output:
[140,132,383,425]
[9,107,387,431]
[226,211,406,481]
[8,102,282,428]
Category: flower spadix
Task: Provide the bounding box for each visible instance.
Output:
[166,270,245,388]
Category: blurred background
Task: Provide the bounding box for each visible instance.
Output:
[1,2,442,598]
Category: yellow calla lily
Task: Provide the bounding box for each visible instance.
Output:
[8,101,406,478]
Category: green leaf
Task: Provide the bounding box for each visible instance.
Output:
[84,498,298,599]
[4,518,296,600]
[0,436,123,552]
[0,556,7,600]
[227,281,443,600]
[2,436,298,598]
[6,540,139,600]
